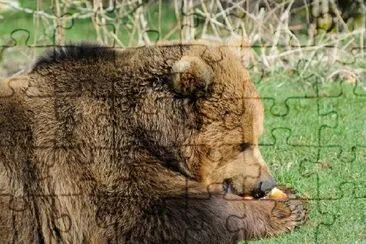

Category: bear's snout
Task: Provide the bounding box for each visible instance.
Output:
[251,175,276,198]
[223,174,276,199]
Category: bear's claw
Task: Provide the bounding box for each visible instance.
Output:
[270,185,308,230]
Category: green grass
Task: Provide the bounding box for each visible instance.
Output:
[246,70,366,244]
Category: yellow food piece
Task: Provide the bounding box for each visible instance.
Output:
[268,187,288,199]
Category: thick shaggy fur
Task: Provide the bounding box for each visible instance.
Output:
[0,43,306,243]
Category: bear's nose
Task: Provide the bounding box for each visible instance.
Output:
[252,176,276,199]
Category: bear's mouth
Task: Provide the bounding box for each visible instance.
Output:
[223,179,268,200]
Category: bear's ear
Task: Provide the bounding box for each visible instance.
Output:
[171,56,214,97]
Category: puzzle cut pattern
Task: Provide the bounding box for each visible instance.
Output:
[0,1,365,243]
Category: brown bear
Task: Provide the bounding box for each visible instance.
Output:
[0,42,306,243]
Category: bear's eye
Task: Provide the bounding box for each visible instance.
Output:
[238,143,251,152]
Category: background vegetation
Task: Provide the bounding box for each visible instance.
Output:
[0,0,365,243]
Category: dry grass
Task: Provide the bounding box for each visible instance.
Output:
[0,0,365,83]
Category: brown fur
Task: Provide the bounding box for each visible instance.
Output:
[0,42,306,243]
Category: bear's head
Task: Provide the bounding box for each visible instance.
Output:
[129,43,275,199]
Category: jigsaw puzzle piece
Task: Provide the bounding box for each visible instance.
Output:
[255,68,319,116]
[0,29,33,76]
[319,82,366,157]
[0,75,25,98]
[0,194,36,242]
[313,198,366,243]
[316,146,366,199]
[293,145,366,201]
[257,72,336,147]
[261,98,336,147]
